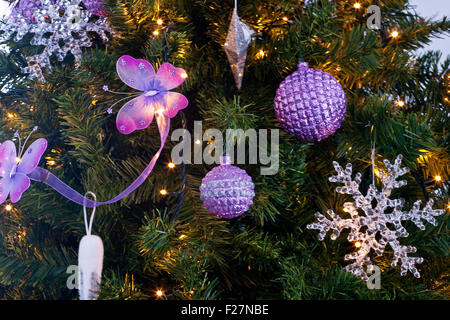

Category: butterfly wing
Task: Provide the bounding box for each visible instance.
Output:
[0,140,17,178]
[9,173,30,203]
[156,63,187,91]
[116,95,155,135]
[117,56,156,92]
[159,91,189,118]
[0,177,12,204]
[17,138,47,175]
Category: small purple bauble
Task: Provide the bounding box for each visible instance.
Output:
[274,62,347,142]
[82,0,109,17]
[200,156,255,219]
[10,0,43,23]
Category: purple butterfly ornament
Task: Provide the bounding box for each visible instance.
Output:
[114,55,188,135]
[0,58,189,207]
[0,138,47,204]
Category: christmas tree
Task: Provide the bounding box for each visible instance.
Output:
[0,0,448,300]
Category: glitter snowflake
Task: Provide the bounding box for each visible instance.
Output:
[307,154,445,280]
[0,0,110,81]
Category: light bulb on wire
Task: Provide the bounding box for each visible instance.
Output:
[155,289,164,298]
[396,99,405,107]
[256,49,266,59]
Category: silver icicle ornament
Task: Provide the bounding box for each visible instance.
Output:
[223,1,255,90]
[78,192,104,300]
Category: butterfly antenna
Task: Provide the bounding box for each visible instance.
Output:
[106,93,141,113]
[14,131,22,158]
[102,85,138,96]
[19,126,38,158]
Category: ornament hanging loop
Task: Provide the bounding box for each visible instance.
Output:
[369,123,376,186]
[83,191,97,236]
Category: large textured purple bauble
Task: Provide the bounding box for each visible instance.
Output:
[82,0,109,17]
[200,156,255,219]
[274,62,347,142]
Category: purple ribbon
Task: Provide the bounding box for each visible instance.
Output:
[28,115,170,208]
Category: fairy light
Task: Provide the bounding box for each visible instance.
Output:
[391,30,399,38]
[156,19,163,25]
[7,113,14,119]
[447,203,450,211]
[5,204,12,211]
[156,289,164,298]
[282,16,288,21]
[195,139,201,145]
[179,234,187,240]
[168,162,175,168]
[17,230,26,240]
[374,167,382,178]
[353,3,361,9]
[153,30,160,36]
[160,189,167,196]
[256,49,266,59]
[156,109,164,116]
[15,157,21,163]
[181,72,188,79]
[355,241,362,248]
[434,175,442,182]
[396,99,405,107]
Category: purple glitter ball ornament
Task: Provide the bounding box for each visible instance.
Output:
[200,156,255,219]
[274,62,347,142]
[82,0,109,17]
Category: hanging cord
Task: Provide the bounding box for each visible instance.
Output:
[83,191,97,235]
[370,124,376,187]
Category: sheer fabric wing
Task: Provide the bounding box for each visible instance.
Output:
[116,95,155,135]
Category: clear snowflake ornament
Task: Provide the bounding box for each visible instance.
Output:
[0,0,111,82]
[307,154,445,281]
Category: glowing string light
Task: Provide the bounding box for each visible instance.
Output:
[156,289,164,298]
